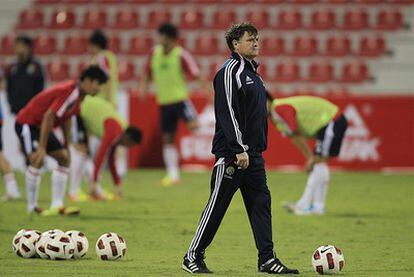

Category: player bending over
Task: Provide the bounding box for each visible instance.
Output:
[15,66,108,216]
[270,95,348,215]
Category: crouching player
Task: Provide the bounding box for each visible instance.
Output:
[15,66,108,215]
[69,96,142,201]
[270,95,348,215]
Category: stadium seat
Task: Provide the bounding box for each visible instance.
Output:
[62,0,89,2]
[353,0,381,3]
[274,60,301,82]
[307,61,334,83]
[376,10,403,30]
[386,0,413,3]
[94,0,122,3]
[113,10,139,29]
[47,61,70,81]
[210,10,237,29]
[179,10,204,29]
[257,62,272,81]
[118,61,135,81]
[81,10,107,29]
[341,61,369,83]
[108,36,121,54]
[223,0,250,3]
[126,0,151,3]
[190,0,219,3]
[277,10,303,30]
[158,0,186,3]
[34,35,57,55]
[291,36,318,56]
[343,9,369,30]
[145,10,172,29]
[287,0,319,3]
[17,10,44,29]
[193,35,219,55]
[246,10,270,29]
[359,35,386,57]
[325,36,351,56]
[309,9,336,30]
[0,34,15,55]
[253,0,284,3]
[49,9,75,29]
[34,0,60,3]
[62,36,88,55]
[321,0,350,3]
[127,36,153,55]
[261,37,285,56]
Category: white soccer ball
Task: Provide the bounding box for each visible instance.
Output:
[66,230,89,258]
[42,229,64,237]
[12,229,28,255]
[35,234,53,259]
[312,245,345,275]
[95,232,126,260]
[44,233,75,260]
[15,230,41,258]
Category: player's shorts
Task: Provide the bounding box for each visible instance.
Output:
[314,115,348,157]
[160,100,197,134]
[15,123,65,160]
[71,115,88,145]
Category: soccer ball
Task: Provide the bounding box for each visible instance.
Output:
[35,234,51,259]
[12,229,28,255]
[42,229,64,237]
[44,233,75,260]
[95,232,126,260]
[66,230,89,258]
[312,245,345,275]
[14,230,41,258]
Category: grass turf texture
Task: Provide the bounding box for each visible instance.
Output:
[0,170,413,276]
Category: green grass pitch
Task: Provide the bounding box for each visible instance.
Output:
[0,170,413,276]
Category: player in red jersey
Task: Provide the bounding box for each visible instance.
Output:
[15,66,108,216]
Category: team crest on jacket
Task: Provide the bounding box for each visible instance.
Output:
[226,166,235,176]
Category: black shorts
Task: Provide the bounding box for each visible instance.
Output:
[160,100,197,134]
[314,115,348,157]
[71,115,88,145]
[15,122,65,159]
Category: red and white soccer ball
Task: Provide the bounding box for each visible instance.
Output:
[95,232,126,260]
[44,233,75,260]
[35,234,52,259]
[312,245,345,275]
[13,229,41,258]
[66,230,89,259]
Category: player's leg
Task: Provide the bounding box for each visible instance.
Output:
[161,104,180,186]
[183,158,240,273]
[0,152,21,200]
[182,99,199,132]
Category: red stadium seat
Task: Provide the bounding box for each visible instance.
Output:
[223,0,249,3]
[118,61,135,81]
[353,0,381,3]
[261,37,285,56]
[113,10,139,29]
[257,62,272,81]
[246,10,270,29]
[277,10,303,30]
[34,35,57,55]
[145,10,172,29]
[359,35,386,56]
[376,10,403,30]
[158,0,186,3]
[309,9,336,30]
[321,0,350,3]
[126,0,151,3]
[386,0,413,3]
[47,61,70,81]
[341,61,369,83]
[190,0,219,3]
[49,10,75,29]
[307,61,334,83]
[82,10,107,29]
[34,0,60,3]
[77,62,87,77]
[62,0,89,2]
[62,36,88,55]
[254,0,284,2]
[274,60,300,82]
[343,9,369,30]
[94,0,122,3]
[210,10,237,29]
[17,10,44,29]
[179,10,204,29]
[208,60,224,80]
[127,36,153,55]
[325,36,351,56]
[287,0,318,3]
[291,36,318,56]
[108,36,121,54]
[193,35,219,55]
[0,34,15,55]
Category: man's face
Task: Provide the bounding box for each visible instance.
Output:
[81,78,101,96]
[158,34,174,49]
[89,43,100,55]
[14,42,30,59]
[233,31,259,60]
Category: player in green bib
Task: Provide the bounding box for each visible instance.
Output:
[270,95,348,215]
[139,23,209,187]
[69,96,142,201]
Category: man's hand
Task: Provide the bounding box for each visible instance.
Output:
[236,152,249,170]
[32,147,46,167]
[305,156,315,173]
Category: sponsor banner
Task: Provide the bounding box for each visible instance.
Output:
[129,94,414,170]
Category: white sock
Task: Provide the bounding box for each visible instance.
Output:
[51,166,69,208]
[162,144,179,180]
[296,165,322,210]
[69,149,87,195]
[25,166,41,212]
[4,172,20,197]
[312,163,330,212]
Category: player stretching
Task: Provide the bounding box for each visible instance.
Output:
[15,66,108,216]
[270,96,348,215]
[138,23,209,187]
[69,96,142,201]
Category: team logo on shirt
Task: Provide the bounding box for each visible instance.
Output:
[246,75,254,85]
[27,64,36,75]
[226,166,235,176]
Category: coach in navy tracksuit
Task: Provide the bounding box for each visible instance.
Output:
[182,23,299,275]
